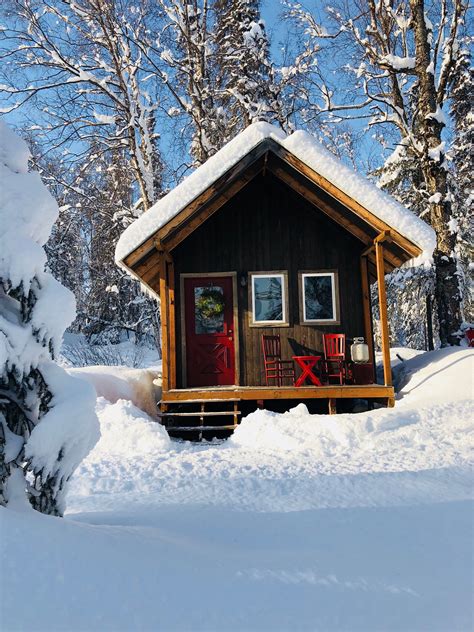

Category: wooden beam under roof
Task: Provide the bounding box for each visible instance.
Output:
[269,140,422,262]
[158,145,268,248]
[123,140,271,270]
[266,162,404,270]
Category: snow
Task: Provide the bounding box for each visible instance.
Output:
[428,141,446,162]
[92,110,116,124]
[395,347,473,406]
[116,122,436,266]
[426,105,448,126]
[0,122,76,370]
[69,365,162,418]
[0,122,60,289]
[1,347,473,630]
[428,191,442,204]
[68,346,472,516]
[380,54,416,70]
[85,397,169,460]
[60,332,161,370]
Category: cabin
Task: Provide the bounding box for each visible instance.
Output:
[116,123,435,434]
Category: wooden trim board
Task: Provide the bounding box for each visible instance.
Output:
[162,384,395,403]
[375,241,393,386]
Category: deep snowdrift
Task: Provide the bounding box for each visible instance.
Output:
[68,347,473,514]
[1,347,473,631]
[69,365,162,418]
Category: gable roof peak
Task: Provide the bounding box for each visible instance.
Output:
[116,122,435,268]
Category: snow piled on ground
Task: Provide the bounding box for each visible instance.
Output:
[116,122,436,266]
[1,347,473,631]
[69,365,162,418]
[68,347,473,515]
[92,398,170,457]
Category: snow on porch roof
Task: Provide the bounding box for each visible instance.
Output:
[115,121,436,266]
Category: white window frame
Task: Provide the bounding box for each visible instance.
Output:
[249,271,289,327]
[300,271,340,325]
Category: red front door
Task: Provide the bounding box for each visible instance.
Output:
[184,276,236,387]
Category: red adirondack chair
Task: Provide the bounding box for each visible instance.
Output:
[322,333,349,385]
[261,334,295,387]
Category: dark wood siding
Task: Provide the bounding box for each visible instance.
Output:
[173,172,366,387]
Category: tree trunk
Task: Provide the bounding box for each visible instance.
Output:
[410,0,463,345]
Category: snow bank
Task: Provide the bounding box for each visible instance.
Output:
[69,365,162,418]
[230,348,473,457]
[3,499,472,631]
[91,398,169,459]
[69,348,472,516]
[228,402,379,453]
[2,347,471,631]
[395,346,474,406]
[116,122,436,265]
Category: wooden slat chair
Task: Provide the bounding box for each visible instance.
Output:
[322,333,350,385]
[261,334,296,387]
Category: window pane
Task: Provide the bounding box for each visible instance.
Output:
[304,275,334,320]
[253,276,283,322]
[194,286,225,334]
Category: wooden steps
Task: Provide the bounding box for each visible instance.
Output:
[165,425,238,432]
[159,398,242,437]
[160,411,241,417]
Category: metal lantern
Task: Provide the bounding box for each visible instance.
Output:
[351,337,369,364]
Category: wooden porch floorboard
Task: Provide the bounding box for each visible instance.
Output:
[162,384,394,403]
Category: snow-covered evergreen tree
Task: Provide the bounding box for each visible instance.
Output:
[215,0,281,135]
[0,122,99,515]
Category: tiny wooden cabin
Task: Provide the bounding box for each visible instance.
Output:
[116,123,434,430]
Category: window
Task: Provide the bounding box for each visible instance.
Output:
[250,272,289,326]
[299,271,339,324]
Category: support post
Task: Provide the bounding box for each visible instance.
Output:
[167,257,177,389]
[328,398,337,415]
[360,256,375,365]
[158,253,169,393]
[375,241,392,387]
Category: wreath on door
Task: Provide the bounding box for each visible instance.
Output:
[196,287,225,319]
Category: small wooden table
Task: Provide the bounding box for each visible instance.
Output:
[293,355,322,387]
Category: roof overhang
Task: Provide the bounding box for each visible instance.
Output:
[121,138,423,290]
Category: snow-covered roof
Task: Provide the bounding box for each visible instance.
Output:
[115,122,436,266]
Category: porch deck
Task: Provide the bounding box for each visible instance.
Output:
[161,384,395,411]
